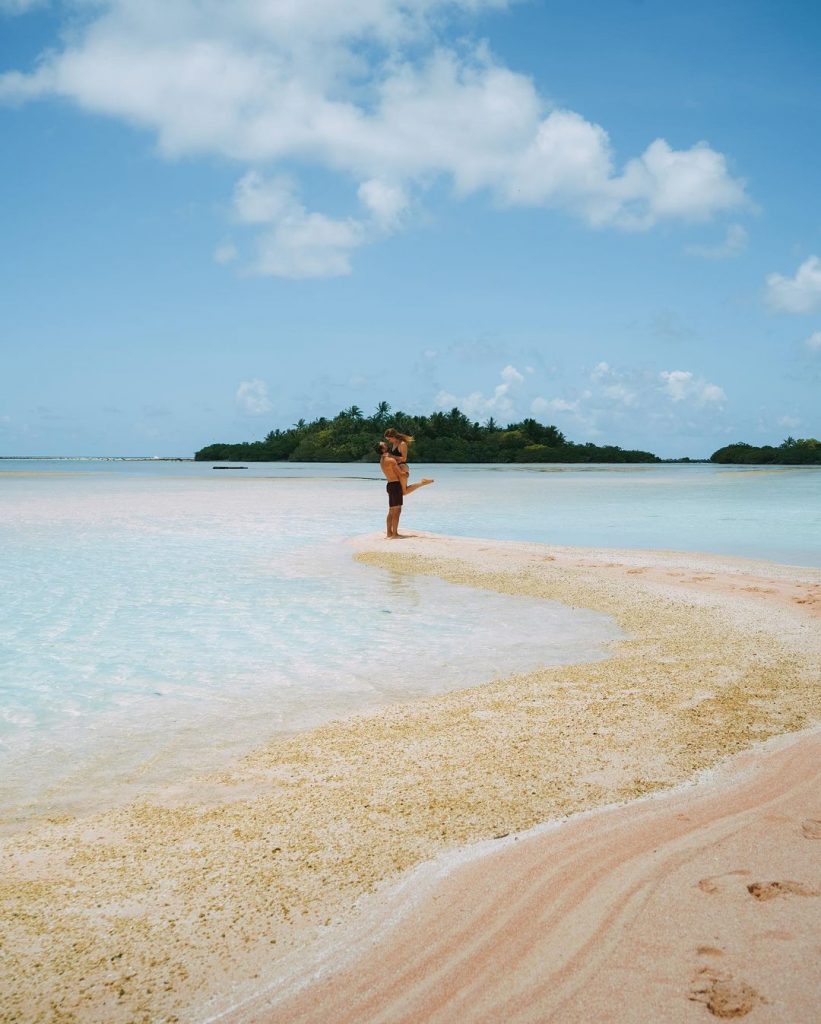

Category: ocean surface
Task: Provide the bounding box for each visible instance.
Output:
[2,459,819,823]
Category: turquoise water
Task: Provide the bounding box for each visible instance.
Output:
[1,460,818,820]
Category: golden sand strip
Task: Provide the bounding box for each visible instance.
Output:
[1,535,819,1024]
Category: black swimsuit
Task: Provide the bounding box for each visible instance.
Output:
[386,480,403,507]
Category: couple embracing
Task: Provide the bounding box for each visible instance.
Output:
[377,428,434,539]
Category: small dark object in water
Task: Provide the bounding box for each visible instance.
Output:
[213,466,248,469]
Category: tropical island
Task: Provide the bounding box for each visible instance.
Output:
[710,437,821,465]
[195,403,660,463]
[195,405,820,464]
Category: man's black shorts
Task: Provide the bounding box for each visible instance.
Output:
[386,481,403,507]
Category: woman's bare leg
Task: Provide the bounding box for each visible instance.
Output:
[402,478,434,495]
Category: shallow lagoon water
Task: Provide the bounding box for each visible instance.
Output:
[1,460,818,821]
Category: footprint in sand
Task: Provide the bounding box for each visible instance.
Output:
[746,880,820,901]
[696,870,750,894]
[800,818,821,839]
[689,967,762,1018]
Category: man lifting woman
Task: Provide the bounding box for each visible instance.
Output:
[377,428,433,538]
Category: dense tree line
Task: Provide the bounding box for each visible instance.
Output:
[195,402,660,463]
[710,437,821,465]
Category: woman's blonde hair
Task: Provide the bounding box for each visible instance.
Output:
[384,428,414,444]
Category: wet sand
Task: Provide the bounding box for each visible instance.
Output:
[1,534,819,1023]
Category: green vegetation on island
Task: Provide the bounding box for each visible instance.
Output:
[709,437,821,465]
[195,403,660,463]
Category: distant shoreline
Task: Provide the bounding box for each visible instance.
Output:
[0,456,194,462]
[6,456,820,466]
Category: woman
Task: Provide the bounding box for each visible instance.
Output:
[384,428,413,486]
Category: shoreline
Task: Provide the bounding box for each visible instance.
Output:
[1,534,819,1023]
[217,727,821,1024]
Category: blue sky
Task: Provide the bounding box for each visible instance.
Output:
[1,0,819,458]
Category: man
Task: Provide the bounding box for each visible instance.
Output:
[377,441,433,538]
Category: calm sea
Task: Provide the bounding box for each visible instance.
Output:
[1,460,818,823]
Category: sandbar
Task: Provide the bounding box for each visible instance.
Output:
[1,533,818,1023]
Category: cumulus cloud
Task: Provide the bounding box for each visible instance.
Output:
[232,172,365,278]
[766,255,821,314]
[659,370,725,405]
[806,330,821,352]
[436,364,524,419]
[0,0,749,275]
[430,358,730,444]
[357,179,409,231]
[235,379,271,415]
[685,222,748,259]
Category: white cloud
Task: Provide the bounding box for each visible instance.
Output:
[232,171,364,278]
[588,363,635,404]
[436,363,524,418]
[778,415,800,430]
[766,255,821,314]
[0,1,749,274]
[533,361,732,445]
[659,370,725,405]
[606,141,746,229]
[234,173,296,225]
[213,242,238,265]
[660,370,695,401]
[806,330,821,352]
[235,379,271,415]
[257,212,363,279]
[603,383,637,406]
[590,361,612,381]
[685,222,748,260]
[358,179,409,230]
[500,364,524,385]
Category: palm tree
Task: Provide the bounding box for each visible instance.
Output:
[373,400,391,424]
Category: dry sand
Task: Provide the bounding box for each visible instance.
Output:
[1,534,819,1024]
[225,730,821,1024]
